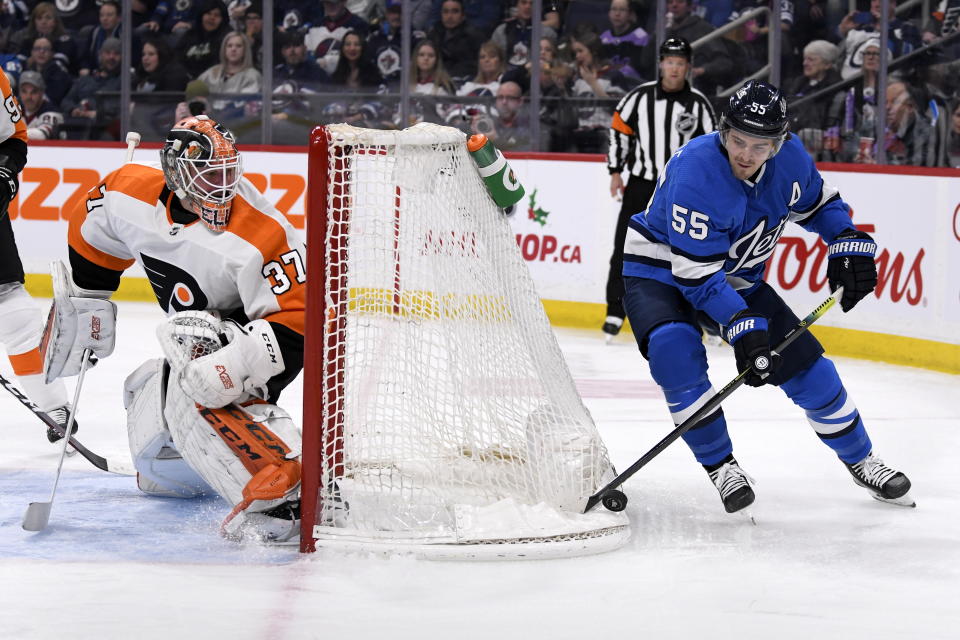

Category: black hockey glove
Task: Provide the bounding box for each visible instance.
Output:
[0,164,18,216]
[725,310,777,387]
[827,229,878,312]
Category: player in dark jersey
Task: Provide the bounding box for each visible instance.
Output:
[621,80,914,513]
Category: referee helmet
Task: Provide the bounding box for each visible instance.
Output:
[659,37,692,60]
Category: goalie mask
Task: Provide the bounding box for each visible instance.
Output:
[161,115,243,232]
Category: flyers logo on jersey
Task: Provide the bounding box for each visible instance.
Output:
[141,253,209,313]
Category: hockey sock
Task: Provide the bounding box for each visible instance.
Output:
[0,284,68,411]
[779,357,872,464]
[647,322,732,466]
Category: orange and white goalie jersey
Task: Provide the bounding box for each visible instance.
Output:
[68,161,305,343]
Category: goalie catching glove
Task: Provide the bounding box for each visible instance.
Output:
[158,311,285,408]
[40,260,117,383]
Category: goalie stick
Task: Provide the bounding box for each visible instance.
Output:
[23,349,93,530]
[584,287,844,513]
[0,371,134,476]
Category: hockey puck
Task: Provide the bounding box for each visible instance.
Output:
[601,490,628,512]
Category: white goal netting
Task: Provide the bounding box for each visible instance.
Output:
[306,123,629,559]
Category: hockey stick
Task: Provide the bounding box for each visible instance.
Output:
[23,349,93,530]
[125,131,141,163]
[584,287,844,513]
[0,371,134,476]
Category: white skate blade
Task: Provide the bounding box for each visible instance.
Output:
[870,491,916,508]
[732,508,757,525]
[604,333,615,345]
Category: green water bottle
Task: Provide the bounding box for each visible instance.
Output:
[467,134,525,209]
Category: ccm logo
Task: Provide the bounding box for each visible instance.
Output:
[260,333,278,364]
[90,316,101,340]
[216,365,234,389]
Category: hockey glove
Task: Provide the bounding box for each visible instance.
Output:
[41,261,117,383]
[158,311,285,408]
[827,229,878,312]
[0,163,19,215]
[725,310,777,387]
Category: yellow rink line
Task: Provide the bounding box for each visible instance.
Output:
[25,275,958,375]
[541,299,960,375]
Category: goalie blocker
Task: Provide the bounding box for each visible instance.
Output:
[40,260,117,383]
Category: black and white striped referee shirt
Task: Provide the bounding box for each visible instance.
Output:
[607,81,717,182]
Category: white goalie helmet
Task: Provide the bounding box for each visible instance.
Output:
[161,115,243,231]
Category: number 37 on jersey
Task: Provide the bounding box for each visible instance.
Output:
[263,249,306,295]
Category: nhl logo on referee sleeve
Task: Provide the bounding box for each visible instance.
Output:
[675,110,697,136]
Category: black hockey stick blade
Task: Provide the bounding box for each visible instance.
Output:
[584,288,844,513]
[0,373,135,476]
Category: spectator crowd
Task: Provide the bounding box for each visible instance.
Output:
[2,0,958,166]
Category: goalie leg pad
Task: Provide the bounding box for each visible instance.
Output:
[163,378,301,511]
[125,358,211,498]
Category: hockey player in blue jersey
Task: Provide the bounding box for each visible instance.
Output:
[621,79,914,513]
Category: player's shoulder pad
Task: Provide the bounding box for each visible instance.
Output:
[103,161,165,206]
[666,134,744,227]
[776,134,816,173]
[234,177,277,212]
[231,178,300,230]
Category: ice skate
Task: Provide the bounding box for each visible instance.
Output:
[45,405,78,456]
[602,316,623,343]
[844,451,915,507]
[223,500,301,545]
[706,456,756,515]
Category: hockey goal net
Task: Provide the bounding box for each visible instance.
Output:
[302,123,629,558]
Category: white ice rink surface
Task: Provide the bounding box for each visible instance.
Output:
[1,301,958,640]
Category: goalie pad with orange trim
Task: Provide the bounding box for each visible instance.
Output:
[163,374,302,512]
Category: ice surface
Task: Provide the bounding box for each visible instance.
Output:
[1,301,957,639]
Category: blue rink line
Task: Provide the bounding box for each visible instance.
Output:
[0,469,299,564]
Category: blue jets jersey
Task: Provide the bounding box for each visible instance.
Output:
[622,132,856,326]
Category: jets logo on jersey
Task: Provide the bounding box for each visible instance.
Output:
[141,253,209,313]
[376,48,401,78]
[728,217,789,272]
[675,111,697,136]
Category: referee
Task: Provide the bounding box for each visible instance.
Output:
[602,37,716,339]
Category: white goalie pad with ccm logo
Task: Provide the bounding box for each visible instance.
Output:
[40,260,117,384]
